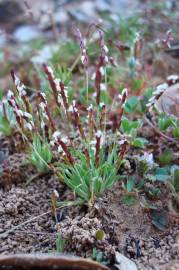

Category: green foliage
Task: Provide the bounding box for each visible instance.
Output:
[170,165,179,192]
[132,137,148,148]
[154,167,170,182]
[158,149,172,166]
[48,233,65,254]
[140,87,154,112]
[158,113,179,138]
[121,118,147,148]
[96,230,105,241]
[28,135,52,173]
[124,96,139,114]
[0,102,15,135]
[55,233,66,253]
[172,127,179,138]
[92,248,109,265]
[150,209,168,231]
[115,16,142,44]
[158,115,173,131]
[51,41,79,67]
[58,146,121,203]
[121,118,140,135]
[123,176,135,193]
[0,151,8,177]
[122,194,136,206]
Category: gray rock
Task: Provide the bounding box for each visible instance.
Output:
[96,0,111,12]
[13,25,41,43]
[54,10,69,25]
[96,0,139,17]
[0,0,25,25]
[115,252,138,270]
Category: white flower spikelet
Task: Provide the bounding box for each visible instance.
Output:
[139,152,154,167]
[167,74,179,84]
[52,131,61,141]
[7,90,14,100]
[53,189,59,198]
[87,104,93,111]
[100,83,107,91]
[14,75,26,97]
[95,130,102,138]
[100,102,105,108]
[47,66,55,79]
[121,88,128,97]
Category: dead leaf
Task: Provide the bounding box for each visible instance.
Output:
[156,82,179,117]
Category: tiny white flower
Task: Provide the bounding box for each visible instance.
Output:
[99,67,105,76]
[148,96,156,102]
[17,85,26,97]
[11,100,16,107]
[50,140,55,146]
[118,94,122,100]
[91,72,96,80]
[90,139,96,146]
[118,139,127,145]
[7,90,14,100]
[61,135,68,144]
[100,83,107,91]
[57,145,63,153]
[146,102,153,108]
[54,79,61,91]
[16,109,24,117]
[40,121,45,129]
[87,104,93,111]
[14,75,20,86]
[95,130,102,138]
[104,55,109,63]
[41,92,47,100]
[68,105,74,113]
[81,55,86,65]
[140,152,154,167]
[47,66,55,79]
[121,88,128,97]
[53,189,59,198]
[64,89,68,100]
[82,48,86,54]
[91,146,96,152]
[103,45,109,53]
[52,131,61,141]
[57,94,62,104]
[23,112,32,119]
[24,122,33,131]
[155,83,168,94]
[167,74,178,83]
[72,100,76,107]
[39,102,46,111]
[100,102,105,108]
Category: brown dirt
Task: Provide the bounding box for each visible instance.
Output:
[0,168,178,270]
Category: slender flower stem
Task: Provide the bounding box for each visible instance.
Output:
[86,69,89,105]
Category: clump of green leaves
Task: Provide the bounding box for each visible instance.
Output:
[28,135,52,173]
[0,101,15,136]
[121,118,147,148]
[92,247,109,265]
[158,113,179,139]
[48,233,66,254]
[58,146,121,204]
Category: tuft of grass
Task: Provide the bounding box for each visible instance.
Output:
[0,101,15,136]
[28,135,52,173]
[58,145,122,204]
